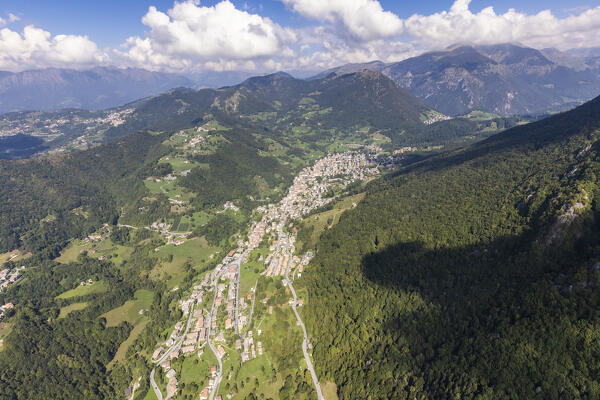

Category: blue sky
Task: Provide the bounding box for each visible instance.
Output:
[0,0,599,73]
[1,1,594,46]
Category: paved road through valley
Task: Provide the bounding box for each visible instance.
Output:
[284,243,324,400]
[149,369,163,400]
[150,301,196,399]
[207,272,224,400]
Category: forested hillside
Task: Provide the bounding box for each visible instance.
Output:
[0,70,523,158]
[0,67,580,400]
[0,132,168,254]
[300,95,600,399]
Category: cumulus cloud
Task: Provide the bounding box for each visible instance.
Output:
[405,0,600,50]
[286,25,417,70]
[118,0,297,71]
[281,0,403,41]
[0,25,108,71]
[276,0,600,70]
[2,0,600,74]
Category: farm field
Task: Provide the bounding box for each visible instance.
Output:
[101,289,154,327]
[170,211,210,232]
[298,192,365,251]
[56,237,133,266]
[0,321,13,343]
[56,280,107,299]
[58,302,88,318]
[0,250,30,264]
[107,319,149,369]
[153,237,218,265]
[323,381,339,400]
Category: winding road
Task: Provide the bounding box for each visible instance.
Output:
[284,243,324,400]
[207,271,224,400]
[149,369,163,400]
[150,301,196,400]
[246,279,258,331]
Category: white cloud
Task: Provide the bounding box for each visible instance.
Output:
[281,0,403,41]
[289,25,417,69]
[276,0,600,71]
[1,1,600,74]
[0,25,108,71]
[118,0,297,71]
[405,0,600,50]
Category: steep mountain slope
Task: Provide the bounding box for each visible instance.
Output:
[1,70,445,157]
[314,43,600,116]
[0,67,193,113]
[299,95,600,398]
[309,61,388,81]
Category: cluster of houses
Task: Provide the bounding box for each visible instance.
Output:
[199,365,221,400]
[149,221,190,246]
[248,151,378,278]
[145,151,381,396]
[217,201,240,214]
[0,302,14,322]
[236,330,262,363]
[0,266,23,294]
[0,108,134,145]
[265,234,300,277]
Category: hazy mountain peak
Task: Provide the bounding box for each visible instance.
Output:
[0,67,193,113]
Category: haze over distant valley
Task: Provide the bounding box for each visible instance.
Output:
[2,2,600,400]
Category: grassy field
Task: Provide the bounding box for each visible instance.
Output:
[0,250,30,265]
[153,237,218,265]
[56,281,107,299]
[150,237,218,289]
[0,321,13,340]
[144,179,195,203]
[323,381,339,400]
[143,385,159,400]
[150,257,187,289]
[58,302,88,318]
[159,157,200,172]
[56,238,133,266]
[178,350,216,392]
[299,193,365,251]
[461,110,502,120]
[171,211,210,232]
[55,242,85,263]
[233,353,281,399]
[0,322,12,352]
[107,319,149,369]
[239,261,262,300]
[101,289,154,327]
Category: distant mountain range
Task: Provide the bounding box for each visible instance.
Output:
[0,67,194,113]
[313,43,600,116]
[1,43,598,118]
[6,70,504,159]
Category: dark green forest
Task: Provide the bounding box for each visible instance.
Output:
[0,68,597,400]
[0,132,168,254]
[299,96,600,399]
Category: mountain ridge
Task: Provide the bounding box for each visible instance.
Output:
[0,67,194,113]
[312,43,600,116]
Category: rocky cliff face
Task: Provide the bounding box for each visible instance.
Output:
[313,44,600,116]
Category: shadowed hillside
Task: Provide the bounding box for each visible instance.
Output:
[300,94,600,399]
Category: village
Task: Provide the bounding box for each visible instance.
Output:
[0,264,23,295]
[148,150,379,399]
[0,262,19,324]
